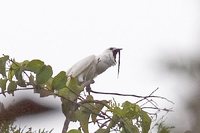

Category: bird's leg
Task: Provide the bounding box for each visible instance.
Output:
[86,84,91,95]
[85,80,95,95]
[90,79,95,84]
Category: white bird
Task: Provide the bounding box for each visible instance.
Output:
[66,47,122,92]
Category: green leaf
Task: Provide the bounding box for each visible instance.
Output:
[82,95,95,113]
[8,69,15,81]
[45,77,53,90]
[121,126,139,133]
[77,110,90,133]
[66,77,83,93]
[157,123,173,133]
[52,71,67,90]
[58,87,81,102]
[58,87,69,98]
[113,106,123,117]
[29,73,35,85]
[16,79,26,87]
[58,77,83,100]
[8,61,22,81]
[140,110,151,133]
[14,67,26,87]
[121,118,139,133]
[67,129,82,133]
[122,101,141,118]
[21,60,29,67]
[0,55,9,77]
[36,65,53,84]
[69,106,79,122]
[107,114,119,130]
[0,78,7,95]
[91,100,107,123]
[75,95,95,133]
[26,59,44,74]
[8,60,27,86]
[7,81,17,96]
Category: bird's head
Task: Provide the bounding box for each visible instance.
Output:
[105,47,122,77]
[107,47,122,62]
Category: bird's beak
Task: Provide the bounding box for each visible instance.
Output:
[113,48,122,54]
[115,48,122,52]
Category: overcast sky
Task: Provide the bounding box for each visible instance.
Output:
[0,0,200,132]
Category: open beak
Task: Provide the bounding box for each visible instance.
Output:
[114,48,122,52]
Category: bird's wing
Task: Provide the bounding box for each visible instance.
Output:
[66,55,96,77]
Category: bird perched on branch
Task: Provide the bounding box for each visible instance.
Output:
[66,47,122,92]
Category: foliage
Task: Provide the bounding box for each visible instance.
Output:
[0,120,53,133]
[156,122,174,133]
[0,55,172,133]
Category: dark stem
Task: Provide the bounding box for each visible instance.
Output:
[90,88,174,104]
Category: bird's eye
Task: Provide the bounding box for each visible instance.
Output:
[109,47,114,50]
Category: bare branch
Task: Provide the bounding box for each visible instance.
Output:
[90,88,174,104]
[141,106,173,112]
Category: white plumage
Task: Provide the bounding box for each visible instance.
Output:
[66,47,122,88]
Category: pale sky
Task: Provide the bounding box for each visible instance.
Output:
[0,0,200,132]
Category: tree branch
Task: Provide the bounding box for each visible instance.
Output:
[90,88,174,104]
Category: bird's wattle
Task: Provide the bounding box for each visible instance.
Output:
[113,50,118,62]
[111,48,122,77]
[112,48,122,62]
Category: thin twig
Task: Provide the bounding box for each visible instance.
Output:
[90,88,174,104]
[141,99,159,109]
[149,87,159,96]
[8,57,29,78]
[141,106,173,112]
[0,87,34,95]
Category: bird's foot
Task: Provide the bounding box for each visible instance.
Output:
[86,85,91,95]
[91,80,95,84]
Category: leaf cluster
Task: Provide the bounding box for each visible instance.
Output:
[0,120,53,133]
[0,55,172,133]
